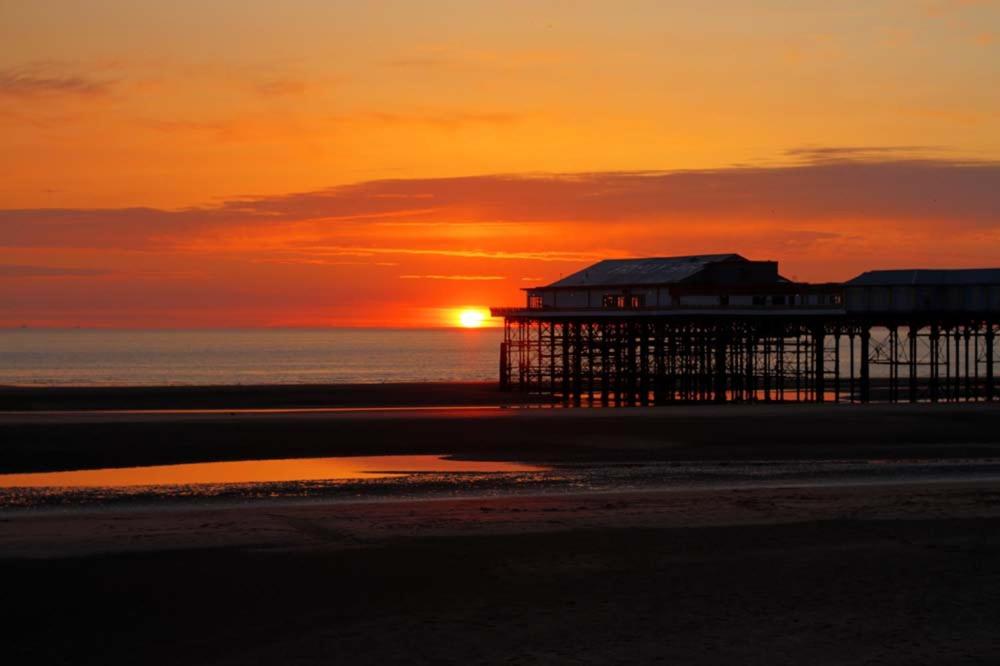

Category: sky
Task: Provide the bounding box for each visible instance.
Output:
[1,0,999,327]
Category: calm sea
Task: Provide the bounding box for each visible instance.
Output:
[0,328,503,386]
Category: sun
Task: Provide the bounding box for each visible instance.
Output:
[457,307,488,328]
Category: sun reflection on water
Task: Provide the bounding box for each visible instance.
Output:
[0,455,548,489]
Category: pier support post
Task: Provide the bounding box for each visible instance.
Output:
[572,322,582,406]
[929,324,940,403]
[813,325,825,403]
[713,327,728,404]
[860,327,870,403]
[499,342,509,390]
[987,323,995,402]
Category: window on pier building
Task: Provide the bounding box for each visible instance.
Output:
[772,295,786,306]
[602,294,644,309]
[603,294,626,309]
[528,294,543,309]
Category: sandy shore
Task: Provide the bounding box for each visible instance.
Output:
[4,386,1000,663]
[3,482,1000,664]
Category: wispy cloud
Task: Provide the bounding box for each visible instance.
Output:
[307,247,601,263]
[0,66,113,98]
[400,274,505,281]
[2,151,998,256]
[0,264,109,278]
[784,145,944,164]
[3,149,1000,327]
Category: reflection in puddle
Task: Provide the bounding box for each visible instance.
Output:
[0,455,548,489]
[5,458,1000,512]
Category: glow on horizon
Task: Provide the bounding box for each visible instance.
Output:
[1,1,999,328]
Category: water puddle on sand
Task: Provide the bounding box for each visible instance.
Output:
[0,455,548,489]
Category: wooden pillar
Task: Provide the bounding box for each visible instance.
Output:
[499,340,510,390]
[964,328,972,402]
[833,331,841,403]
[600,322,609,405]
[929,324,940,403]
[987,323,995,402]
[560,322,570,404]
[714,326,728,403]
[653,321,665,405]
[813,324,825,403]
[572,322,582,406]
[639,321,649,406]
[860,327,870,403]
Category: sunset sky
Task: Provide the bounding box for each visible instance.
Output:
[2,0,999,327]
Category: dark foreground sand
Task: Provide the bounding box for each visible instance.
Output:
[4,389,1000,664]
[3,482,1000,665]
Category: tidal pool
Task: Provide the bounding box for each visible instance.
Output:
[0,455,548,489]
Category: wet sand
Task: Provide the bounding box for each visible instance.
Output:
[3,401,1000,474]
[3,387,1000,663]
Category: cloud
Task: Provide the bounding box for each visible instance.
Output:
[1,151,998,257]
[0,264,109,278]
[3,148,1000,326]
[0,66,112,98]
[305,247,600,263]
[783,145,944,163]
[400,274,505,281]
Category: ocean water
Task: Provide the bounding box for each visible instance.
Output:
[0,328,503,386]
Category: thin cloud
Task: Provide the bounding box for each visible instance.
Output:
[2,153,999,252]
[0,67,112,98]
[400,274,505,281]
[784,145,944,164]
[309,247,602,263]
[0,264,109,278]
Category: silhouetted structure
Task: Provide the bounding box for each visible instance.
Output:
[491,254,1000,404]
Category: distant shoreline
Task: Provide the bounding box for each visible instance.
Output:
[0,377,988,411]
[0,381,530,412]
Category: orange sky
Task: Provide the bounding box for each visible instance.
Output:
[1,1,999,327]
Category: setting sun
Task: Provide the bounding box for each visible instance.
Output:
[457,308,489,328]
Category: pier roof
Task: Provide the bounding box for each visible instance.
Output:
[847,268,1000,286]
[546,254,746,288]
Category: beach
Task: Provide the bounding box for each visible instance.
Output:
[4,483,1000,664]
[3,385,1000,664]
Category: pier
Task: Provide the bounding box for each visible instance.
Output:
[492,255,1000,404]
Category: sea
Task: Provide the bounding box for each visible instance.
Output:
[0,328,503,386]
